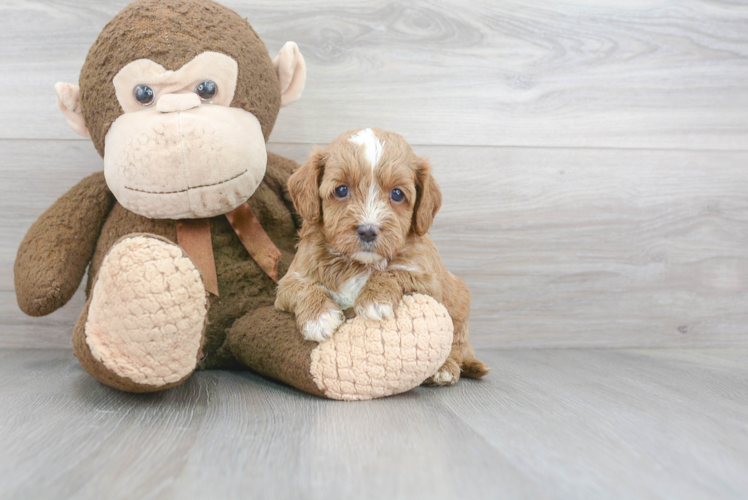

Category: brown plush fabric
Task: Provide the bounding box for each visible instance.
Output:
[228,306,325,397]
[15,172,115,316]
[82,153,300,369]
[79,0,281,157]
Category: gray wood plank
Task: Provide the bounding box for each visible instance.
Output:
[435,348,748,500]
[0,139,100,348]
[3,140,748,348]
[0,348,746,500]
[1,0,747,149]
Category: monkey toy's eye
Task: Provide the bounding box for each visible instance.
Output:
[390,188,405,203]
[195,81,217,101]
[334,185,349,199]
[133,85,155,106]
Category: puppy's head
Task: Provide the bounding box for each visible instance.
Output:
[289,128,441,264]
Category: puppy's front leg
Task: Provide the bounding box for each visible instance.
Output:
[276,280,344,342]
[354,271,404,321]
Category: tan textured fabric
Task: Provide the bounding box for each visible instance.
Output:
[73,293,197,393]
[155,92,201,113]
[103,103,267,219]
[310,294,454,401]
[85,236,207,387]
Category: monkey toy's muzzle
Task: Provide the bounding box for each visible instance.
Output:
[103,96,267,219]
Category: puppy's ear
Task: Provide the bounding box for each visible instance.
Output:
[412,157,442,236]
[289,147,327,223]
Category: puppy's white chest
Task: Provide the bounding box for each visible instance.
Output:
[328,272,370,310]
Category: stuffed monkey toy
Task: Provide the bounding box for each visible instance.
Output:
[14,0,454,400]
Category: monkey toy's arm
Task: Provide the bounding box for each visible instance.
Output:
[15,171,115,317]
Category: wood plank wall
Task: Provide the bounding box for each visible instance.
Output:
[1,0,747,348]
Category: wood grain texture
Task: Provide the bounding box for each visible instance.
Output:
[0,348,746,500]
[2,0,747,348]
[0,0,747,148]
[3,141,748,348]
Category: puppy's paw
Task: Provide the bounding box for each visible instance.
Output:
[302,308,345,342]
[423,358,461,387]
[353,282,402,321]
[354,301,395,321]
[462,357,490,379]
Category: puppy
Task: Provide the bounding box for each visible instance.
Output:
[276,128,489,385]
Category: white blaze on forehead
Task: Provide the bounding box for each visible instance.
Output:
[349,128,385,171]
[350,129,388,229]
[359,183,388,226]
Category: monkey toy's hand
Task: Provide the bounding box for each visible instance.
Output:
[15,172,114,317]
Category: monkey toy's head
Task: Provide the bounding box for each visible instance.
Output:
[54,0,305,219]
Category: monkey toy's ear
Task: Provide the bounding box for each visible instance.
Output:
[54,82,90,138]
[272,41,306,107]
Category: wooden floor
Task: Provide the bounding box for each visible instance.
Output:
[0,348,746,500]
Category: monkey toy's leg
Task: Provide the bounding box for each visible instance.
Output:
[227,294,454,401]
[72,235,208,392]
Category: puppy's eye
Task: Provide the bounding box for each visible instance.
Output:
[390,188,405,203]
[195,81,217,101]
[334,185,349,199]
[134,85,155,106]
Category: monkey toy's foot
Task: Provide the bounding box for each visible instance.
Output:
[73,235,207,392]
[229,294,454,401]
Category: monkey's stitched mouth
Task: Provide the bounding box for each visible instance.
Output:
[123,169,248,194]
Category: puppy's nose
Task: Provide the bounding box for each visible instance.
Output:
[356,224,379,243]
[156,93,201,113]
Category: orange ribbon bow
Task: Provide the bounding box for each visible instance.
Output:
[176,202,281,296]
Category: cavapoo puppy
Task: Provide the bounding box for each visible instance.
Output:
[276,128,488,385]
